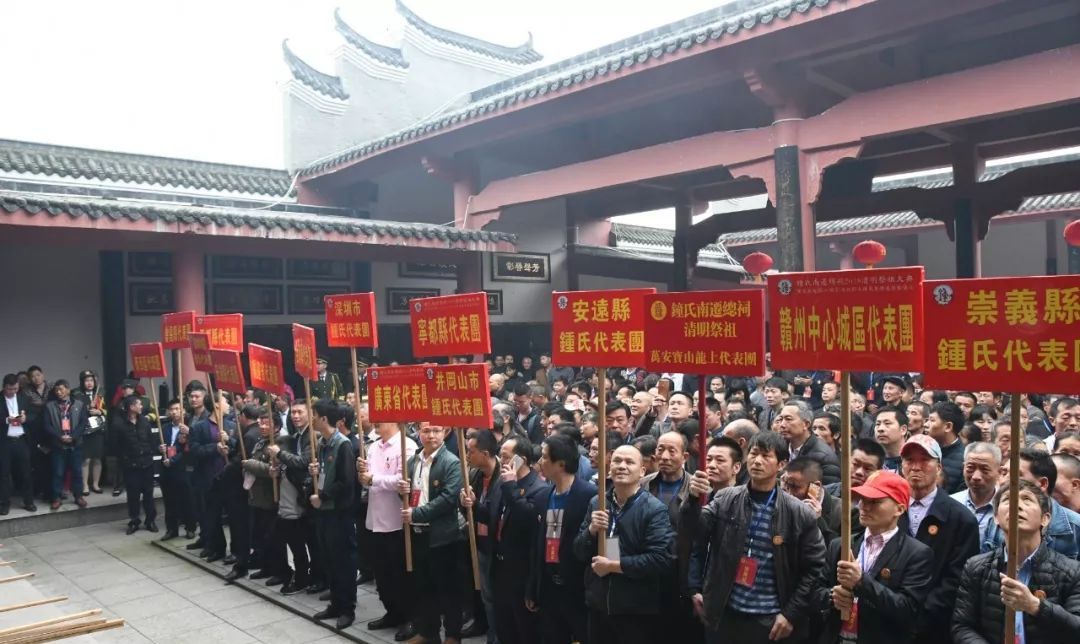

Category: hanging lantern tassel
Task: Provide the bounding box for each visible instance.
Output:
[852,240,887,268]
[1065,219,1080,248]
[742,251,774,279]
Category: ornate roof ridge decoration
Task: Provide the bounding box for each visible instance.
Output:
[334,7,409,69]
[0,139,292,197]
[283,40,350,101]
[301,0,838,177]
[395,0,541,65]
[0,190,516,246]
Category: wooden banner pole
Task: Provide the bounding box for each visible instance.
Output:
[456,427,482,590]
[400,423,413,571]
[350,348,366,459]
[303,380,318,464]
[266,395,278,502]
[0,597,66,614]
[175,350,183,401]
[597,366,607,557]
[147,377,166,448]
[1003,394,1022,641]
[839,371,853,621]
[0,573,34,584]
[0,609,101,638]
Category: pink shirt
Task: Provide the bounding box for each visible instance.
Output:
[365,431,416,533]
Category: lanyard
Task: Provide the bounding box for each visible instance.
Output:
[748,487,778,556]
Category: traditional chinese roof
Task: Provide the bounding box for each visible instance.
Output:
[301,0,837,177]
[283,40,350,101]
[611,222,741,267]
[395,0,541,66]
[0,190,515,247]
[721,151,1080,246]
[0,138,292,197]
[335,8,409,69]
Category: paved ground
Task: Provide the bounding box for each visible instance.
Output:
[0,523,354,643]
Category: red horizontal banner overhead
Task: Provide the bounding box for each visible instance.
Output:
[428,363,493,429]
[161,311,195,350]
[130,342,167,379]
[368,364,433,424]
[325,292,379,348]
[409,292,491,358]
[189,333,214,373]
[210,349,246,394]
[644,290,765,376]
[292,324,318,381]
[195,314,244,352]
[923,275,1080,391]
[551,288,655,367]
[248,343,285,396]
[767,267,924,372]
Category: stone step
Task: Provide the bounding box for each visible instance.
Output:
[0,490,162,540]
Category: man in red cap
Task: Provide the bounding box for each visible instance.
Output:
[817,471,934,644]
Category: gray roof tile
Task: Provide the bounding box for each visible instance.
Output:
[283,40,349,101]
[0,191,515,245]
[301,0,835,176]
[396,0,541,65]
[335,8,409,69]
[0,139,292,197]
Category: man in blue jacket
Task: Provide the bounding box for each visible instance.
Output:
[573,444,674,644]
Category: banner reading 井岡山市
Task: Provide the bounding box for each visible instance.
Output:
[767,267,924,372]
[550,288,655,367]
[644,290,765,377]
[426,363,493,429]
[923,275,1080,392]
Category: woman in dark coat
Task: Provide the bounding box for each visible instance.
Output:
[72,370,106,494]
[952,479,1080,644]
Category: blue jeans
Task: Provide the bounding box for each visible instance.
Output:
[51,446,84,501]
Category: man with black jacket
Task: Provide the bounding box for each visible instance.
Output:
[115,396,157,533]
[489,436,549,644]
[779,400,839,486]
[817,470,934,644]
[573,444,674,644]
[1,373,35,514]
[686,431,826,644]
[526,432,596,644]
[159,399,194,540]
[460,429,501,643]
[308,399,357,629]
[44,380,88,509]
[897,434,979,644]
[220,403,261,580]
[184,389,219,554]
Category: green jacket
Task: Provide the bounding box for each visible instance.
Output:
[309,372,344,401]
[406,446,464,548]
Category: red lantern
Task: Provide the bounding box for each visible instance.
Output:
[852,240,887,267]
[742,251,773,276]
[1065,220,1080,248]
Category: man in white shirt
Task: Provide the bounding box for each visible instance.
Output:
[357,422,416,641]
[1,374,36,513]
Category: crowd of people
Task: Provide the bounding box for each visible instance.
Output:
[3,356,1080,643]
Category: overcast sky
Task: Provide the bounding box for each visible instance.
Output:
[0,0,725,169]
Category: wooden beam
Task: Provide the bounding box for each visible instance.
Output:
[690,207,776,254]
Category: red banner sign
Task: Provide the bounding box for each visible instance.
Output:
[428,363,493,428]
[923,275,1080,391]
[767,267,924,372]
[368,364,433,424]
[409,292,491,358]
[248,343,285,396]
[189,332,214,373]
[130,342,167,379]
[292,324,318,381]
[325,292,379,348]
[195,314,244,352]
[161,311,195,350]
[551,288,655,367]
[210,349,246,394]
[644,290,765,376]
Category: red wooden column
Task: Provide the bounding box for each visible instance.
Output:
[173,248,205,387]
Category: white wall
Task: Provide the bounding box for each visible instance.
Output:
[0,246,103,382]
[579,274,668,291]
[918,217,1061,279]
